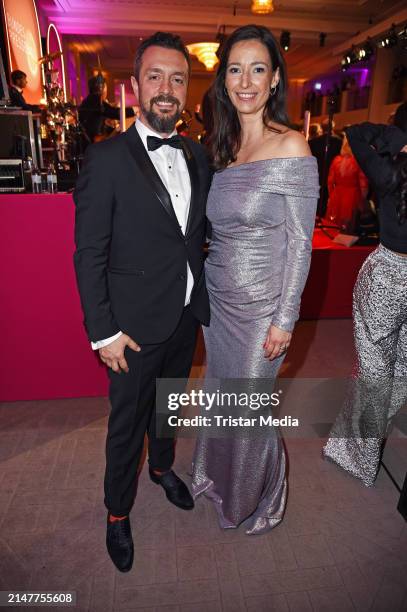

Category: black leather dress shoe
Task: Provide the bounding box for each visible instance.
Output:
[149,468,194,510]
[106,514,134,572]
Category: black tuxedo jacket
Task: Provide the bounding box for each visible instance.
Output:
[9,86,40,112]
[73,125,211,344]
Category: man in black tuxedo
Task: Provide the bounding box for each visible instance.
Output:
[73,32,210,572]
[309,118,342,217]
[9,70,41,112]
[78,75,135,144]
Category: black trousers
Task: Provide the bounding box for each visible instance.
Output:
[104,306,199,516]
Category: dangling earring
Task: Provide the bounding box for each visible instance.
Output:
[270,84,278,96]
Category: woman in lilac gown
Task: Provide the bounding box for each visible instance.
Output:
[191,25,319,535]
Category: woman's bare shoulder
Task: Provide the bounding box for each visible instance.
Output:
[278,128,311,157]
[264,125,311,158]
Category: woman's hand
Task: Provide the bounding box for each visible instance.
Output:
[263,324,292,361]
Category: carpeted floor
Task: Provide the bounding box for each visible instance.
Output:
[0,320,406,611]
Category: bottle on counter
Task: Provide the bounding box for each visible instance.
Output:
[31,165,42,194]
[23,157,33,192]
[47,163,58,194]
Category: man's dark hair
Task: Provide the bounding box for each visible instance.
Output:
[88,74,106,94]
[321,117,335,134]
[134,31,191,82]
[11,70,26,85]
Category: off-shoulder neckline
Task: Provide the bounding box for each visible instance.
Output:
[221,156,315,171]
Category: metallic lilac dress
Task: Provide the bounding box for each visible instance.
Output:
[192,157,319,535]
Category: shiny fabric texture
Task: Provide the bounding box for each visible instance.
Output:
[323,244,407,486]
[192,157,319,534]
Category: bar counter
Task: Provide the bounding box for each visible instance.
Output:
[0,193,374,401]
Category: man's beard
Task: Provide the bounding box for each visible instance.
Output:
[141,94,182,133]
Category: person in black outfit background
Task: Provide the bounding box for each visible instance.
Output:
[73,32,211,572]
[9,70,41,112]
[78,75,135,143]
[394,101,407,133]
[309,118,342,217]
[323,116,407,486]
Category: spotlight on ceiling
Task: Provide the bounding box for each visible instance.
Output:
[319,32,327,48]
[399,24,407,50]
[341,39,374,71]
[280,31,290,52]
[341,46,357,71]
[358,40,374,62]
[378,24,398,48]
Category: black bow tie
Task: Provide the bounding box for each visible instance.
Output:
[147,134,183,152]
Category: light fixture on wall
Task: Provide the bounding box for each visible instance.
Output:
[251,0,274,15]
[187,42,220,71]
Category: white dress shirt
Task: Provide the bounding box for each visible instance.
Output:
[91,118,194,350]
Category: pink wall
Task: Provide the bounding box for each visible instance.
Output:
[0,194,108,401]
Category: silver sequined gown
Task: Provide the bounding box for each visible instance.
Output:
[192,158,319,534]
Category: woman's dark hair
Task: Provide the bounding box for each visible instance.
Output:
[208,24,289,169]
[134,32,191,82]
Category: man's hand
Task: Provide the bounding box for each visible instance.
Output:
[263,325,292,361]
[99,334,140,373]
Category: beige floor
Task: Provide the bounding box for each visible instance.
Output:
[0,319,406,611]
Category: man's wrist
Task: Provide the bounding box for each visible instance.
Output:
[91,331,123,350]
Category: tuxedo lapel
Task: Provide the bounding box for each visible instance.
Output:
[124,127,182,235]
[180,138,200,237]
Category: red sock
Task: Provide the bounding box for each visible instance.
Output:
[109,514,128,523]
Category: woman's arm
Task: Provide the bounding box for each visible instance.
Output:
[271,188,317,335]
[345,123,405,191]
[265,177,318,359]
[270,132,318,333]
[351,123,407,156]
[263,132,318,359]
